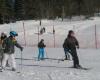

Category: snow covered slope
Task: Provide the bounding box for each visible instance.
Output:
[0,17,100,80]
[0,17,100,48]
[0,48,100,80]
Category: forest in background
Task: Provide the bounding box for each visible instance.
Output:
[0,0,100,23]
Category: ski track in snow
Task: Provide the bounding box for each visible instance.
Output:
[0,48,100,80]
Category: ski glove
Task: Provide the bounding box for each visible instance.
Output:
[20,47,23,51]
[77,46,79,49]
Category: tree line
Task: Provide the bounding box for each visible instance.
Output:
[0,0,100,24]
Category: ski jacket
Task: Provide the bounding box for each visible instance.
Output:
[1,35,7,41]
[63,36,79,50]
[38,42,46,48]
[2,36,23,54]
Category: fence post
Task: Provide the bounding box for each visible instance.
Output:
[95,24,97,49]
[23,21,26,46]
[38,25,40,44]
[53,25,55,48]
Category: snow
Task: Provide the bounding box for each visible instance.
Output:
[0,48,100,80]
[0,17,100,48]
[0,17,100,80]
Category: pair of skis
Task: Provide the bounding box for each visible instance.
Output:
[16,57,70,63]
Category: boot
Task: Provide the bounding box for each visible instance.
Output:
[12,68,16,71]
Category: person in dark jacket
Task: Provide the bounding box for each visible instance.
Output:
[63,40,70,60]
[0,32,10,67]
[38,39,46,61]
[1,31,23,72]
[64,30,81,68]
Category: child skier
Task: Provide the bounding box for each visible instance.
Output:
[64,30,81,68]
[38,39,46,61]
[1,31,23,72]
[63,39,70,60]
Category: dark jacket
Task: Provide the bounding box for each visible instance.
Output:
[3,36,23,54]
[63,36,79,50]
[38,41,46,48]
[1,35,7,41]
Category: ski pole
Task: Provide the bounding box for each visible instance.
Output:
[21,51,23,71]
[17,51,23,73]
[45,49,48,58]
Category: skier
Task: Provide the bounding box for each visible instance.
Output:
[40,28,43,35]
[0,32,10,67]
[63,39,70,60]
[38,39,46,61]
[1,31,23,72]
[43,27,46,33]
[0,38,3,65]
[64,30,81,68]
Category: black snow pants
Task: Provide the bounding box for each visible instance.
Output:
[70,48,79,67]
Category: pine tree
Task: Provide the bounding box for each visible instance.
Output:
[14,0,25,20]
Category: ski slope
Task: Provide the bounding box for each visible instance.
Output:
[0,17,100,80]
[0,17,100,48]
[0,48,100,80]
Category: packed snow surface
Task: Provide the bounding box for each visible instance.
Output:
[0,48,100,80]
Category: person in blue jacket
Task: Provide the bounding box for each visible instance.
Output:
[38,39,46,61]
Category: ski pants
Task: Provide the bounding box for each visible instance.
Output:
[38,48,45,60]
[64,48,70,59]
[2,53,16,69]
[69,49,79,67]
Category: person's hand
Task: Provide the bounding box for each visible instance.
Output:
[77,46,79,49]
[20,47,23,51]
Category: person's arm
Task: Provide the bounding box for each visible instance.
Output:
[2,39,7,49]
[43,43,46,48]
[63,39,67,48]
[75,37,79,49]
[15,41,23,51]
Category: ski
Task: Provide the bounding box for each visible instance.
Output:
[15,57,71,62]
[68,66,91,70]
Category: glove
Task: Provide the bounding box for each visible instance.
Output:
[20,47,23,51]
[77,46,79,49]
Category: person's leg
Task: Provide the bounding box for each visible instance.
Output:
[6,60,10,67]
[38,48,41,60]
[64,48,70,60]
[70,49,79,68]
[10,54,16,71]
[2,53,9,69]
[40,48,43,60]
[41,48,44,60]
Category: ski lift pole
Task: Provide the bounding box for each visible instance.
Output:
[37,20,41,44]
[95,25,97,49]
[23,21,26,46]
[53,25,55,48]
[38,25,40,44]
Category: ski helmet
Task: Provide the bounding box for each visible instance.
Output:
[10,31,18,37]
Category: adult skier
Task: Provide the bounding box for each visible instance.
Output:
[64,30,81,68]
[1,31,23,72]
[38,39,46,61]
[0,38,3,65]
